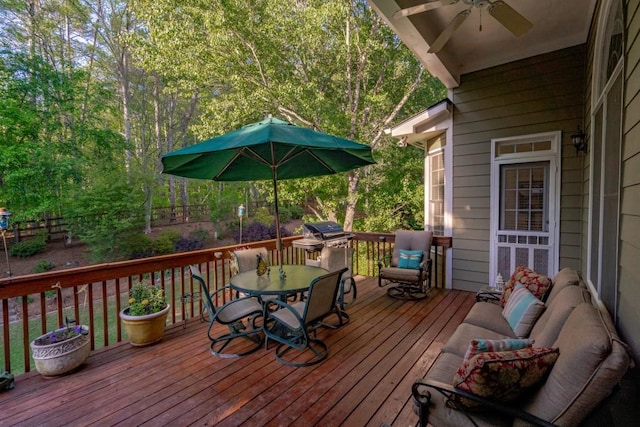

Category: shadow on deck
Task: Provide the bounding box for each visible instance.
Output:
[1,277,476,426]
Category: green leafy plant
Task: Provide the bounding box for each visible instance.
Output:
[34,260,56,273]
[9,239,47,258]
[125,281,167,316]
[253,207,273,226]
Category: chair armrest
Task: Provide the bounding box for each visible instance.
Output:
[412,378,556,427]
[419,256,432,271]
[377,254,392,269]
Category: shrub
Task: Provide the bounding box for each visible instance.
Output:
[278,206,293,223]
[159,229,182,243]
[34,260,56,273]
[119,233,154,260]
[152,230,181,255]
[188,227,209,242]
[152,236,175,255]
[241,222,272,243]
[9,239,46,258]
[269,224,292,239]
[240,221,292,243]
[253,207,273,226]
[174,237,204,253]
[289,204,304,219]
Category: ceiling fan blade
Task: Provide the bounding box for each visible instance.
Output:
[393,0,460,19]
[428,9,471,53]
[488,0,533,36]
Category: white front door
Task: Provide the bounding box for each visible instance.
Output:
[490,132,560,281]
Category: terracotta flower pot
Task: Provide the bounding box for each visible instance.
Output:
[119,304,170,346]
[30,325,91,377]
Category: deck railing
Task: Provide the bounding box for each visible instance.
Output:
[0,232,451,375]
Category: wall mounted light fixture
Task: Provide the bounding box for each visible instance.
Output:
[571,127,587,154]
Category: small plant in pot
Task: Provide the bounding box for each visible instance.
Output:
[119,280,170,346]
[30,283,92,378]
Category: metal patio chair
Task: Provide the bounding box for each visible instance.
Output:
[232,247,270,274]
[190,265,264,358]
[264,268,347,367]
[378,229,433,300]
[318,246,356,326]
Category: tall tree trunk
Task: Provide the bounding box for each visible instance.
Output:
[343,170,360,232]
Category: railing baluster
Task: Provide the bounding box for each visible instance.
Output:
[21,295,29,372]
[101,280,108,347]
[88,283,95,350]
[2,299,10,372]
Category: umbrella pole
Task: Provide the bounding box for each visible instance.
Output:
[271,156,284,278]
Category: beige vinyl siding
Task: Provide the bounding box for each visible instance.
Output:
[618,0,640,364]
[451,45,586,291]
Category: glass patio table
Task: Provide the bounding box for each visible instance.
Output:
[229,264,328,299]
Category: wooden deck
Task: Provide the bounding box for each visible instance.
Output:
[1,277,476,427]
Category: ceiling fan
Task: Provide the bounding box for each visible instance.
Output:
[394,0,533,53]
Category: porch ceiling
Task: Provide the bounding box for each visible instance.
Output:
[367,0,597,88]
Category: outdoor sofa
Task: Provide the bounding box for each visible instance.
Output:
[413,267,633,426]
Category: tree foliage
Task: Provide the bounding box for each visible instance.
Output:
[0,0,445,258]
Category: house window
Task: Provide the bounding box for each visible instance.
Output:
[589,0,624,317]
[429,150,445,235]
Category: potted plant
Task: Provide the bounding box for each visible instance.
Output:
[119,280,170,346]
[30,317,91,377]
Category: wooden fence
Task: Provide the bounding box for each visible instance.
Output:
[5,205,211,243]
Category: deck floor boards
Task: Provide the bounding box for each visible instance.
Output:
[2,277,474,427]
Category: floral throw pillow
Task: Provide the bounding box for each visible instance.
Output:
[500,266,552,307]
[463,338,535,360]
[448,347,559,410]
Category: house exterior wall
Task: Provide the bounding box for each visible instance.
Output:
[450,46,586,292]
[617,0,640,363]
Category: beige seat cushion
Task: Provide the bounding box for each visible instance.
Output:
[462,301,515,336]
[441,323,516,357]
[516,303,631,426]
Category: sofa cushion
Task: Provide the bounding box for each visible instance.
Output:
[529,285,592,348]
[516,303,632,426]
[502,284,545,338]
[442,323,516,357]
[546,267,582,303]
[450,347,559,410]
[398,249,423,269]
[464,338,534,359]
[462,302,515,336]
[501,267,552,307]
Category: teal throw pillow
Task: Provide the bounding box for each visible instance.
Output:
[398,249,423,269]
[502,284,545,337]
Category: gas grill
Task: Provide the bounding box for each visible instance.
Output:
[293,221,354,252]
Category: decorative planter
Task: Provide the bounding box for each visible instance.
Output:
[119,304,170,346]
[30,325,91,377]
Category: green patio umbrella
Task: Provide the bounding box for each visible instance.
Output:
[161,117,375,274]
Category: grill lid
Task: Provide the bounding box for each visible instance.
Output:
[303,221,345,239]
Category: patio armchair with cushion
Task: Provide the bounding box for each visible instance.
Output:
[264,268,347,367]
[378,229,433,300]
[190,265,264,358]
